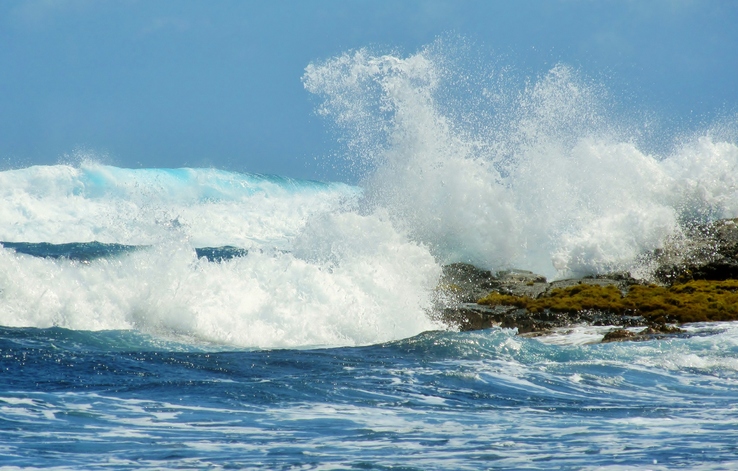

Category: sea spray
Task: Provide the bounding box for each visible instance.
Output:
[304,40,738,279]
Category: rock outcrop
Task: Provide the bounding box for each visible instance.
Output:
[434,218,738,343]
[436,263,648,334]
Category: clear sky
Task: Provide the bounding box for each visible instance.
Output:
[1,0,737,181]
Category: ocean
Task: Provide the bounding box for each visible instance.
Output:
[2,45,738,469]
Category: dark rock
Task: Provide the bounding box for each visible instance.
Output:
[649,218,738,283]
[436,263,651,334]
[438,263,497,303]
[641,324,685,335]
[438,304,512,331]
[437,264,549,303]
[436,217,738,342]
[601,323,687,343]
[494,270,549,298]
[602,329,637,342]
[438,303,648,334]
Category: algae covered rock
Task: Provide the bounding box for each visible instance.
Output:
[436,219,738,342]
[436,264,645,333]
[477,279,738,325]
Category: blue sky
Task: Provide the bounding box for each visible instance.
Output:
[1,0,736,181]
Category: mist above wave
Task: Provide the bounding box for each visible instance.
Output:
[304,39,738,279]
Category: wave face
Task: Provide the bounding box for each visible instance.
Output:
[304,41,738,278]
[0,164,441,348]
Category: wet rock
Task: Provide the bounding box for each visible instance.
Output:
[439,303,647,334]
[494,270,549,298]
[601,324,686,343]
[650,218,738,283]
[602,328,637,342]
[438,263,498,303]
[437,264,549,302]
[436,263,648,334]
[436,219,738,341]
[439,304,516,331]
[548,272,642,295]
[642,324,686,335]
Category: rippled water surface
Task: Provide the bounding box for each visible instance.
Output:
[2,325,738,469]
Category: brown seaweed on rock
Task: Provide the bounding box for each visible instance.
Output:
[478,280,738,324]
[435,218,738,341]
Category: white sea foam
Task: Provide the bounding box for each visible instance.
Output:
[0,164,444,348]
[0,211,440,347]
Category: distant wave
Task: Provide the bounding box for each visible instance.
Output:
[0,241,248,262]
[0,163,360,248]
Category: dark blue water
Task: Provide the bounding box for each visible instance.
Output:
[0,242,248,263]
[2,322,738,469]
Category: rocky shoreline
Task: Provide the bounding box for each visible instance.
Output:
[434,218,738,343]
